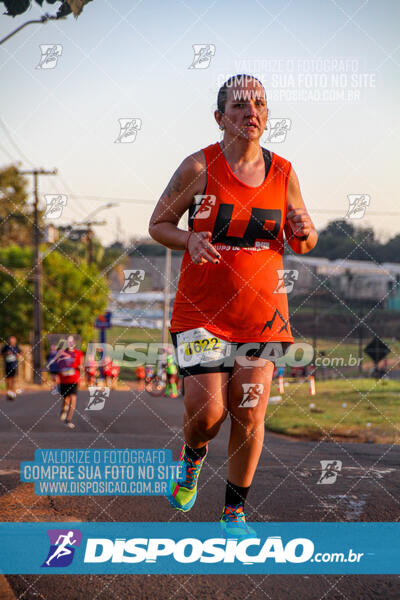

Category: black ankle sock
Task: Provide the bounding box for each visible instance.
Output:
[184,444,207,461]
[225,480,250,507]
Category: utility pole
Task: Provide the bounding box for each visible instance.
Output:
[82,222,105,266]
[162,247,172,353]
[312,266,318,363]
[72,211,112,266]
[87,228,94,265]
[358,307,364,376]
[19,168,57,384]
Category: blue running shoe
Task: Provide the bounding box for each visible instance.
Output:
[220,503,257,539]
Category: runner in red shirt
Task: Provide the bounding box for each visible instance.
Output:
[57,335,83,429]
[110,362,120,388]
[102,355,114,387]
[135,365,145,381]
[84,354,98,387]
[149,74,318,536]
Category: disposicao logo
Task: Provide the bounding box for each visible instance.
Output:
[40,531,365,569]
[83,536,315,564]
[42,529,82,568]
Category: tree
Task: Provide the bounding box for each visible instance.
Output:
[100,242,128,272]
[43,250,107,346]
[0,0,93,45]
[0,247,33,341]
[321,219,356,239]
[1,0,92,18]
[0,245,108,347]
[381,234,400,263]
[0,165,39,246]
[308,219,386,263]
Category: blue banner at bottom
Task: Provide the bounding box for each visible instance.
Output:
[0,522,398,574]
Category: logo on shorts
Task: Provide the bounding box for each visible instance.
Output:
[345,194,370,219]
[317,460,342,484]
[239,383,264,408]
[273,270,299,294]
[114,118,142,143]
[36,44,63,69]
[44,194,68,219]
[121,270,145,293]
[42,529,82,567]
[193,195,216,219]
[188,44,216,69]
[86,387,110,411]
[264,118,291,143]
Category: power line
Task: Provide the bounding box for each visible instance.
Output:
[46,178,86,220]
[310,209,400,216]
[49,173,89,221]
[0,140,16,163]
[0,137,398,218]
[0,133,90,226]
[65,194,400,216]
[0,128,397,218]
[0,118,35,168]
[0,119,398,217]
[66,194,154,205]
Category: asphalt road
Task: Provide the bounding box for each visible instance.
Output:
[0,388,399,600]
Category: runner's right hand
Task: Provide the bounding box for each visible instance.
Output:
[187,231,221,265]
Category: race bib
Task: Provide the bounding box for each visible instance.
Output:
[60,368,75,376]
[5,354,17,363]
[176,328,229,368]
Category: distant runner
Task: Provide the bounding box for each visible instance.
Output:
[1,336,22,400]
[57,336,83,429]
[135,364,145,382]
[145,363,155,388]
[101,355,114,388]
[84,354,98,387]
[46,343,60,395]
[165,354,179,398]
[110,361,120,388]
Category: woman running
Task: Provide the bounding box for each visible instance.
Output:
[57,335,83,429]
[46,343,60,395]
[1,336,22,400]
[149,74,318,536]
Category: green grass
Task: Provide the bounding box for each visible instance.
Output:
[105,329,399,372]
[105,327,163,379]
[266,378,400,444]
[104,328,400,443]
[107,326,162,345]
[107,329,399,360]
[297,337,399,368]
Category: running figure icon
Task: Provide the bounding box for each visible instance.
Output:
[45,531,77,566]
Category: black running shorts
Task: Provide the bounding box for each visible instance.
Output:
[59,382,78,398]
[4,364,18,378]
[170,330,292,378]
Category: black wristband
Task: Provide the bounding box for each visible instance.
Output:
[293,232,309,241]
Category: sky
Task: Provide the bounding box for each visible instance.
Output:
[0,0,399,246]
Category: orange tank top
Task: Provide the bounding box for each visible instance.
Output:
[170,141,294,343]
